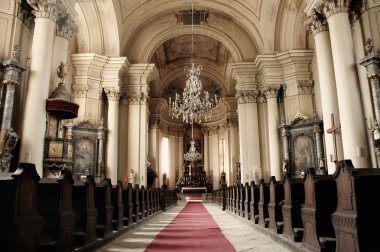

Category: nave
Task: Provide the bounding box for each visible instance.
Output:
[97,202,290,252]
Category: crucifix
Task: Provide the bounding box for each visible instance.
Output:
[326,113,341,162]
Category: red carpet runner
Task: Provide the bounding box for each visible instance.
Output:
[145,202,236,252]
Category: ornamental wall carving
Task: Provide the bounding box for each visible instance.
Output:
[297,80,314,95]
[27,0,59,21]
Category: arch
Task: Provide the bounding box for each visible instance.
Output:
[75,0,120,56]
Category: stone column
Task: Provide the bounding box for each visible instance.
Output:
[20,0,58,174]
[104,87,120,184]
[0,60,26,172]
[148,118,160,187]
[264,85,282,179]
[305,9,343,173]
[358,49,380,159]
[228,62,260,183]
[227,120,239,186]
[322,1,370,167]
[127,64,157,186]
[50,8,77,93]
[210,128,220,190]
[202,128,210,178]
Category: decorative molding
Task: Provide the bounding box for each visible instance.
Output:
[27,0,59,21]
[16,1,35,30]
[236,90,259,104]
[332,214,357,228]
[56,12,78,39]
[104,87,121,101]
[263,85,280,99]
[322,0,352,18]
[305,9,328,35]
[297,80,314,95]
[71,84,88,98]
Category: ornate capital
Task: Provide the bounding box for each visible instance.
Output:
[149,119,160,129]
[72,85,88,98]
[27,0,58,21]
[104,87,121,101]
[1,59,27,85]
[127,91,149,105]
[235,90,258,104]
[297,80,314,95]
[305,9,328,35]
[263,85,280,99]
[202,127,211,136]
[323,0,352,18]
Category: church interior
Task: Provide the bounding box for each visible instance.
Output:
[0,0,380,251]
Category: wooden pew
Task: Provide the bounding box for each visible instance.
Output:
[233,185,238,214]
[122,183,133,226]
[258,179,270,228]
[226,186,231,211]
[72,175,97,246]
[268,176,284,234]
[249,181,260,224]
[132,185,140,223]
[37,169,76,252]
[145,187,151,216]
[301,168,337,252]
[239,184,245,217]
[95,178,113,238]
[111,181,124,231]
[236,185,241,215]
[282,173,305,242]
[332,160,380,252]
[244,182,251,220]
[139,186,146,220]
[0,163,44,252]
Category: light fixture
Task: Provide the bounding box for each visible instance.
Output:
[168,0,218,124]
[184,123,202,163]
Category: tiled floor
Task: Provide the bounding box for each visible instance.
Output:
[95,202,291,252]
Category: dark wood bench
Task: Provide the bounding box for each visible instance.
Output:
[132,184,140,222]
[268,176,284,234]
[239,184,245,217]
[258,179,270,228]
[111,181,124,231]
[139,186,146,220]
[282,173,305,242]
[145,187,151,216]
[233,185,238,214]
[226,186,231,211]
[37,169,76,252]
[301,168,337,252]
[249,181,260,224]
[244,183,251,220]
[332,160,380,252]
[95,178,113,238]
[72,175,97,246]
[122,183,133,226]
[0,163,44,252]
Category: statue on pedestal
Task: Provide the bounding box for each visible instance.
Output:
[128,169,136,187]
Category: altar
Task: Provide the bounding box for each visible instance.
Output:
[181,186,207,193]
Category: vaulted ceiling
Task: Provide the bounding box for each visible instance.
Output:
[74,0,308,100]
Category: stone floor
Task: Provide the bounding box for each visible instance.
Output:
[95,202,292,252]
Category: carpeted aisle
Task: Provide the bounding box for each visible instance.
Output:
[144,202,236,252]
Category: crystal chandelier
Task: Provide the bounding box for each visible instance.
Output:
[168,1,218,124]
[184,124,202,163]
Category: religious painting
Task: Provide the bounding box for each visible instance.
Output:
[48,140,63,158]
[73,138,95,175]
[184,124,203,164]
[293,135,313,177]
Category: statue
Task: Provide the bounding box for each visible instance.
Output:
[253,166,261,184]
[56,62,69,82]
[147,164,157,188]
[128,169,136,186]
[365,38,374,56]
[4,128,18,155]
